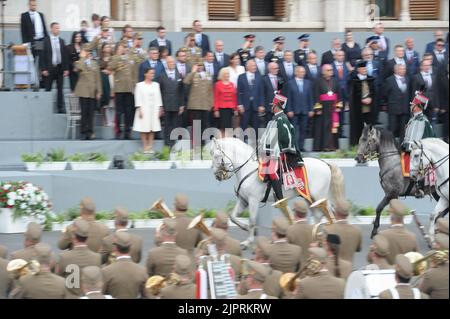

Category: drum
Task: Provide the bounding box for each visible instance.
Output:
[345,269,396,299]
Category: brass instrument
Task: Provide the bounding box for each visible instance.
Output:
[7,259,40,279]
[272,197,294,224]
[310,198,336,224]
[145,272,181,297]
[150,198,176,219]
[279,258,322,294]
[188,214,211,236]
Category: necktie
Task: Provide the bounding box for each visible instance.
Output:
[400,77,406,92]
[380,36,386,50]
[180,64,185,77]
[271,77,277,90]
[338,65,343,79]
[437,53,444,63]
[297,80,303,93]
[367,62,373,76]
[151,61,156,68]
[30,12,35,24]
[52,37,61,66]
[311,66,316,77]
[169,72,175,80]
[425,74,432,88]
[218,54,223,65]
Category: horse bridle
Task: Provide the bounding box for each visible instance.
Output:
[413,141,449,179]
[214,142,257,180]
[362,135,398,161]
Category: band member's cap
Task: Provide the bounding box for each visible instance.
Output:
[80,197,96,212]
[372,235,390,257]
[272,94,288,110]
[298,34,310,41]
[175,255,192,275]
[308,247,327,263]
[247,260,270,282]
[333,199,351,216]
[395,254,413,279]
[387,199,410,217]
[272,217,289,235]
[174,194,189,211]
[255,236,272,259]
[435,233,449,250]
[74,219,90,237]
[113,231,131,248]
[114,207,129,224]
[293,200,308,214]
[82,266,103,285]
[34,243,52,264]
[134,32,144,39]
[25,222,42,241]
[214,211,229,228]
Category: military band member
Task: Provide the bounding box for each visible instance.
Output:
[436,218,449,235]
[419,247,449,299]
[287,199,313,266]
[102,232,148,299]
[378,199,419,264]
[324,199,362,263]
[433,233,449,251]
[11,222,44,262]
[379,254,429,299]
[74,44,103,140]
[80,266,114,299]
[253,236,283,298]
[293,247,346,299]
[16,243,67,299]
[211,212,242,257]
[323,234,353,280]
[56,219,101,298]
[265,36,285,63]
[146,218,188,277]
[180,33,202,66]
[0,245,7,259]
[236,260,278,299]
[160,255,196,299]
[268,218,302,273]
[366,235,394,270]
[0,252,11,298]
[294,34,312,67]
[237,34,256,66]
[99,207,143,265]
[58,197,110,252]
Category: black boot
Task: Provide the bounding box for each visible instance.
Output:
[271,179,284,201]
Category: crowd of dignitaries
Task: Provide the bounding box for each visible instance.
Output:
[20,0,449,150]
[0,193,448,299]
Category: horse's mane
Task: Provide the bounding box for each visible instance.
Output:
[420,138,449,150]
[215,138,254,156]
[375,127,400,151]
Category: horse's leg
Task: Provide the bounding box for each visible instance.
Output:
[428,198,449,243]
[240,197,259,250]
[372,195,392,239]
[228,199,249,231]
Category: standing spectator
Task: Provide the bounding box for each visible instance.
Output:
[332,50,349,137]
[411,59,440,120]
[262,62,284,126]
[431,38,448,68]
[214,68,238,137]
[139,47,164,82]
[362,47,382,123]
[425,30,447,53]
[286,66,314,151]
[294,34,312,67]
[348,60,375,146]
[224,53,245,88]
[184,59,214,143]
[341,30,361,70]
[321,38,341,66]
[237,34,256,66]
[90,26,114,58]
[383,64,411,140]
[79,20,89,44]
[40,22,69,114]
[192,20,210,55]
[181,33,202,66]
[203,51,220,83]
[254,46,268,76]
[265,36,285,63]
[98,43,114,127]
[133,68,163,154]
[404,37,420,77]
[312,64,342,151]
[120,24,135,48]
[87,14,101,42]
[74,45,102,140]
[279,50,296,83]
[373,22,390,60]
[384,45,406,79]
[66,32,82,92]
[304,52,320,81]
[159,47,170,70]
[214,40,229,69]
[130,33,147,93]
[159,56,185,146]
[149,26,173,56]
[20,0,48,57]
[237,60,264,130]
[439,63,449,142]
[100,16,115,42]
[176,49,191,79]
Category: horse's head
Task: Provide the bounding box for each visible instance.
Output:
[409,142,429,181]
[355,123,379,163]
[210,138,234,181]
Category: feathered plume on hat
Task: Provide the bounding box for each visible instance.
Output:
[272,93,288,110]
[410,90,429,111]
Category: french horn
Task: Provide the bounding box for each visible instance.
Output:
[145,272,181,298]
[7,259,40,278]
[279,258,322,294]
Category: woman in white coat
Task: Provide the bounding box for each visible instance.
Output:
[133,68,163,154]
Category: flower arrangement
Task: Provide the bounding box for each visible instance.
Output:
[0,181,52,221]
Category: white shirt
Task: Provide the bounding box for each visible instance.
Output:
[434,49,446,62]
[357,74,367,80]
[29,11,44,40]
[255,58,266,75]
[157,37,167,46]
[421,71,432,88]
[176,62,187,78]
[395,75,407,92]
[215,51,224,65]
[246,71,255,85]
[269,74,278,90]
[166,69,176,80]
[378,34,387,51]
[308,64,318,76]
[394,57,405,65]
[50,35,61,66]
[204,62,215,76]
[405,49,415,60]
[283,61,294,77]
[87,26,101,42]
[195,33,202,46]
[226,65,245,87]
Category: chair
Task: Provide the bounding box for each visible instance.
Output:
[65,94,81,139]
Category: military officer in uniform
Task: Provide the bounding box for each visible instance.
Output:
[379,254,429,299]
[130,32,148,87]
[146,218,189,277]
[99,207,143,265]
[0,250,11,298]
[419,247,449,299]
[324,199,362,263]
[211,212,242,257]
[253,236,283,298]
[379,199,419,264]
[294,34,313,67]
[56,219,102,298]
[293,247,346,299]
[323,234,353,280]
[102,232,148,299]
[180,33,202,66]
[11,222,47,262]
[237,34,256,66]
[80,266,114,299]
[265,36,285,63]
[287,199,313,266]
[160,255,196,299]
[236,260,278,299]
[0,245,7,259]
[366,235,394,270]
[90,26,115,58]
[16,243,67,299]
[58,197,110,252]
[268,218,302,273]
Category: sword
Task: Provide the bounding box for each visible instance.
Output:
[411,210,432,249]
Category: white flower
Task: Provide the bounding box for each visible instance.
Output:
[7,199,15,206]
[20,203,27,209]
[7,192,17,200]
[3,184,11,190]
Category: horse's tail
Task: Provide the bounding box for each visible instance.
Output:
[329,164,346,204]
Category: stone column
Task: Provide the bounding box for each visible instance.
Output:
[239,0,250,22]
[324,0,345,32]
[160,0,183,31]
[441,0,449,21]
[399,0,410,21]
[124,0,134,21]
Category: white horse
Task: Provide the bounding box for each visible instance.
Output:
[210,137,346,248]
[410,138,449,240]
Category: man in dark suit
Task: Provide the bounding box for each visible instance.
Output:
[237,34,256,66]
[411,59,440,120]
[265,36,285,63]
[321,38,341,66]
[373,22,390,60]
[159,57,185,147]
[404,38,420,78]
[214,40,229,69]
[40,22,69,113]
[254,46,268,76]
[383,64,411,140]
[20,0,48,58]
[176,49,191,128]
[139,47,164,82]
[384,45,407,79]
[278,50,296,83]
[262,62,285,126]
[304,52,320,82]
[425,30,447,54]
[192,20,210,56]
[237,60,264,131]
[362,47,382,123]
[148,26,173,56]
[294,34,312,67]
[431,38,448,69]
[286,66,314,151]
[203,51,220,83]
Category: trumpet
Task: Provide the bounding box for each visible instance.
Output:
[272,197,294,224]
[279,258,322,294]
[7,259,40,279]
[188,214,211,236]
[145,272,181,297]
[150,198,176,219]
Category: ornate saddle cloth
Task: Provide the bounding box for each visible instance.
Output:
[401,152,410,177]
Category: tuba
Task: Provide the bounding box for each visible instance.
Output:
[272,197,294,224]
[279,258,322,294]
[7,259,40,279]
[150,198,176,219]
